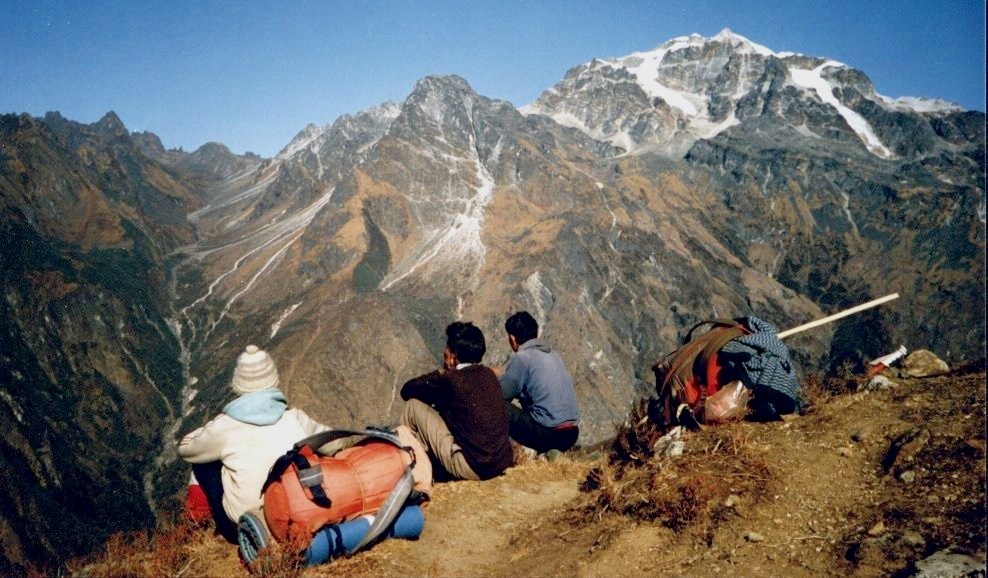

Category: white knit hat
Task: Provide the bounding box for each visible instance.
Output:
[230,345,280,394]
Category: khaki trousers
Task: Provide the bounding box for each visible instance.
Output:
[394,424,434,497]
[401,399,480,481]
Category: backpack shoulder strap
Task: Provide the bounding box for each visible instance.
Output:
[260,446,333,507]
[684,318,744,342]
[294,428,406,454]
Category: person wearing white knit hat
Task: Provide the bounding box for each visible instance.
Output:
[178,344,330,542]
[230,345,280,394]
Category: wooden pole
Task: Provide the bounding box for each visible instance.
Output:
[777,293,899,340]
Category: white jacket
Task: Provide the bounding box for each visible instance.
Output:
[178,391,329,523]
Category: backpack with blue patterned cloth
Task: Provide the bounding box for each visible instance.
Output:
[651,316,805,431]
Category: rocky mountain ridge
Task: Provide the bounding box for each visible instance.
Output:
[0,111,203,572]
[0,30,983,573]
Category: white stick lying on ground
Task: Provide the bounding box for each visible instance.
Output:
[777,293,899,340]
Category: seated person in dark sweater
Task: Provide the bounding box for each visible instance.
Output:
[400,321,514,481]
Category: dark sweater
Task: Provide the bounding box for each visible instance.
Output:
[401,364,514,479]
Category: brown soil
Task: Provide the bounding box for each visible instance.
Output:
[69,369,985,577]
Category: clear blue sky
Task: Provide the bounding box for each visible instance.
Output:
[1,1,984,157]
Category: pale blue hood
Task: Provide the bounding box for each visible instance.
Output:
[223,389,288,426]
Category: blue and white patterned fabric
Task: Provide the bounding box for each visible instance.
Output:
[719,316,805,413]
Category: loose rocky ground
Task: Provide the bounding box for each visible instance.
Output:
[69,367,985,577]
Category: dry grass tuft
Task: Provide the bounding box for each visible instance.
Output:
[242,537,308,578]
[803,370,860,403]
[305,550,384,578]
[62,518,212,577]
[609,397,665,467]
[62,517,315,578]
[581,412,776,534]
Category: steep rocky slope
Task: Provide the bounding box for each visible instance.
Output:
[0,112,203,571]
[527,29,985,369]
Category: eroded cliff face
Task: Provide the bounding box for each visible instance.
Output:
[0,112,200,571]
[1,31,983,573]
[683,104,984,371]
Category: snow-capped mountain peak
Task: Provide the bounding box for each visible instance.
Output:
[599,28,777,117]
[276,123,326,159]
[523,30,968,159]
[879,95,962,114]
[671,28,775,56]
[523,29,782,156]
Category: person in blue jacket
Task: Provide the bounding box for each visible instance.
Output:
[499,311,580,453]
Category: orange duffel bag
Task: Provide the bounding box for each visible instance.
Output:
[261,429,416,544]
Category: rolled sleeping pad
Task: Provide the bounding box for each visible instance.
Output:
[304,504,424,565]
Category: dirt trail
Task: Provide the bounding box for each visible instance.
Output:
[320,460,592,577]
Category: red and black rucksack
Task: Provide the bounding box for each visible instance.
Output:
[651,319,750,432]
[260,429,417,546]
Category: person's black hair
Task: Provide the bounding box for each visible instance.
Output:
[446,321,486,364]
[504,311,538,344]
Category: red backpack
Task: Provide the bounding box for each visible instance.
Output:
[651,319,750,431]
[260,429,416,545]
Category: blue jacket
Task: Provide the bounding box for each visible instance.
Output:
[499,339,580,428]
